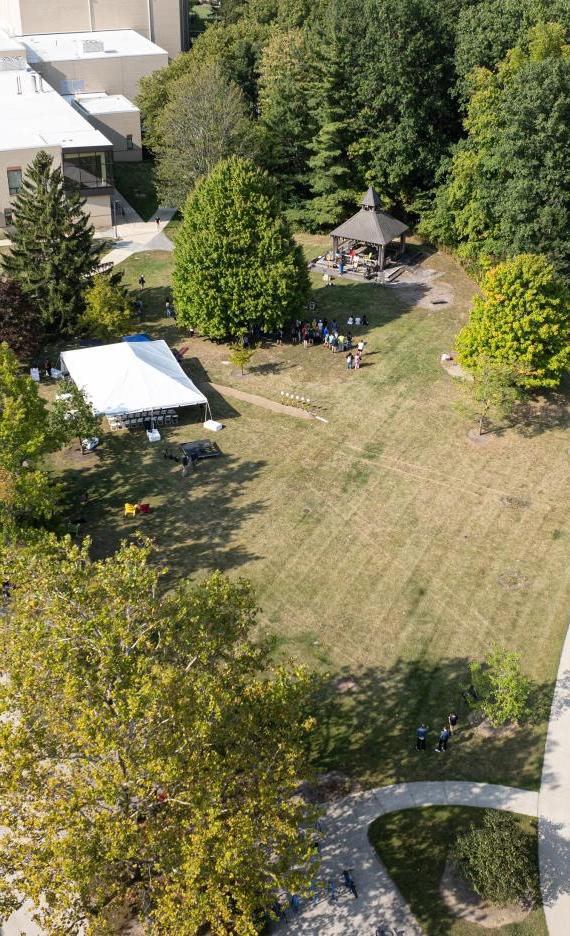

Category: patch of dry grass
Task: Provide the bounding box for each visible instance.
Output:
[49,244,570,789]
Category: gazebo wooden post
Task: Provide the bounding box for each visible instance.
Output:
[399,233,405,257]
[379,244,385,270]
[332,235,338,261]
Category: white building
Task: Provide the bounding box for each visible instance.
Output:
[0,0,188,228]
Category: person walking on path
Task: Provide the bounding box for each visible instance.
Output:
[138,274,146,291]
[436,726,450,752]
[155,216,160,230]
[448,712,458,734]
[416,723,428,751]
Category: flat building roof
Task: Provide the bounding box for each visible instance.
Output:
[17,29,168,64]
[73,92,139,116]
[0,69,111,153]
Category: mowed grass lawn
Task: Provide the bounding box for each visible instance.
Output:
[369,807,546,935]
[50,238,570,791]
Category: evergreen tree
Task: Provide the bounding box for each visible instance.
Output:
[304,7,360,228]
[173,157,309,339]
[258,29,314,209]
[2,151,106,336]
[0,278,43,360]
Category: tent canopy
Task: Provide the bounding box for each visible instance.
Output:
[61,340,208,416]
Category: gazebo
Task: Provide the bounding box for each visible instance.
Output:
[330,187,409,271]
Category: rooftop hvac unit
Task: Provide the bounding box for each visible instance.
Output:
[82,40,104,53]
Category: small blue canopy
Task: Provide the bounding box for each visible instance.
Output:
[122,333,151,343]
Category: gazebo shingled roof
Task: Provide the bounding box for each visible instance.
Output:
[330,187,409,247]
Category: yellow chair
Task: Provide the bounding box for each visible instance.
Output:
[124,502,139,517]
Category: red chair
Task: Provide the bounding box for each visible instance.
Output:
[138,503,151,514]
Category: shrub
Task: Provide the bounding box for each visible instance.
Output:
[452,810,540,906]
[469,645,530,726]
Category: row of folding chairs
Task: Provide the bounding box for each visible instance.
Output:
[107,411,179,431]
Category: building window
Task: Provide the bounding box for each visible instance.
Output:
[62,151,114,191]
[3,209,13,226]
[7,168,22,196]
[126,134,133,150]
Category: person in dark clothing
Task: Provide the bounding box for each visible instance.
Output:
[181,454,190,477]
[448,712,458,734]
[138,275,146,291]
[416,723,428,751]
[436,727,450,752]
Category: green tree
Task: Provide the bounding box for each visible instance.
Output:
[257,28,314,207]
[460,361,523,435]
[155,61,255,209]
[304,6,360,228]
[452,810,540,906]
[0,343,59,526]
[49,378,101,454]
[2,152,106,336]
[354,0,458,207]
[421,24,570,271]
[0,278,43,360]
[456,254,570,388]
[78,273,136,341]
[229,343,257,374]
[469,645,531,726]
[173,157,309,339]
[0,538,318,935]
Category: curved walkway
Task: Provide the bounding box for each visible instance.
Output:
[280,782,538,935]
[539,623,570,935]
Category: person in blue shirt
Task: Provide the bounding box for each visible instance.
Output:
[436,726,451,752]
[416,723,428,750]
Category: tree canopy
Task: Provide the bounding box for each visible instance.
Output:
[173,157,309,338]
[2,151,105,336]
[78,273,136,341]
[0,538,317,935]
[456,254,570,388]
[155,61,255,209]
[0,278,43,360]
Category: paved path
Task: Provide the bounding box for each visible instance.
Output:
[277,782,538,935]
[98,191,176,266]
[206,382,317,420]
[539,623,570,935]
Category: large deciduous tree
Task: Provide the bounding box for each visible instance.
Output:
[0,278,43,360]
[456,254,570,388]
[2,152,105,336]
[155,61,255,209]
[421,24,570,272]
[173,157,309,339]
[0,343,59,526]
[0,538,318,935]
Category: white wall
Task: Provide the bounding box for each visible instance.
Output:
[0,0,22,35]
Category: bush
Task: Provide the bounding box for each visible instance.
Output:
[452,810,540,907]
[469,645,530,726]
[78,273,136,341]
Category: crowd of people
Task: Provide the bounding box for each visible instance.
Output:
[280,316,369,372]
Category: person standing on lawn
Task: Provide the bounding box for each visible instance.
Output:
[436,726,450,752]
[416,723,428,751]
[448,712,458,734]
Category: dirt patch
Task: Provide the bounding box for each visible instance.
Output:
[335,676,359,694]
[297,771,363,803]
[440,860,531,928]
[466,428,498,445]
[474,717,519,741]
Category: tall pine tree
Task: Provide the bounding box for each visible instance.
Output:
[2,151,106,336]
[304,4,360,228]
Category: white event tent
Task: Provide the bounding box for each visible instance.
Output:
[60,340,210,419]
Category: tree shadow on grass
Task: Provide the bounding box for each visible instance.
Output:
[511,390,570,439]
[309,280,431,338]
[310,659,552,792]
[57,429,266,582]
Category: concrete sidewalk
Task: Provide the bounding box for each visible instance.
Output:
[277,781,538,935]
[539,623,570,935]
[98,191,176,266]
